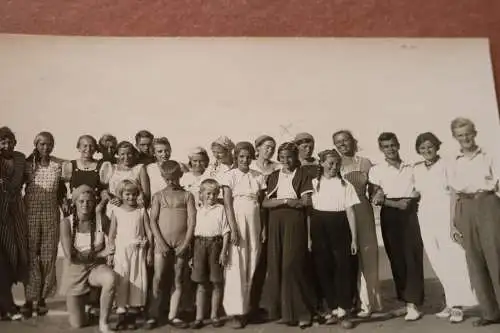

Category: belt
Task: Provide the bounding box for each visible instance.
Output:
[456,191,495,199]
[194,235,223,242]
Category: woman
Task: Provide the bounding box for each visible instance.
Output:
[60,185,115,332]
[251,135,280,176]
[22,132,66,317]
[262,142,316,328]
[0,126,28,320]
[100,141,151,211]
[205,136,235,180]
[333,130,382,317]
[413,132,476,323]
[98,134,118,164]
[293,133,319,167]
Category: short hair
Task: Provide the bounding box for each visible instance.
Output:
[450,117,476,133]
[377,132,400,147]
[318,149,341,163]
[76,134,98,149]
[115,179,141,198]
[415,132,442,153]
[116,141,139,160]
[255,135,276,149]
[159,160,183,178]
[277,142,299,159]
[34,131,55,147]
[98,133,117,149]
[0,127,16,142]
[233,141,256,167]
[332,129,358,153]
[135,130,154,144]
[152,137,172,152]
[188,148,210,168]
[199,178,220,195]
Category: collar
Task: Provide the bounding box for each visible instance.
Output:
[199,203,221,211]
[456,146,483,160]
[383,158,412,170]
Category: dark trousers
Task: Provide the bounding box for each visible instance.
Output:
[455,193,500,320]
[380,203,424,305]
[310,210,355,310]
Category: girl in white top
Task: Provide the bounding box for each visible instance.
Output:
[310,149,359,329]
[180,147,211,207]
[251,135,280,176]
[108,179,153,330]
[219,142,266,328]
[413,132,476,323]
[146,137,171,197]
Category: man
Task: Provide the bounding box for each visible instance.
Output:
[135,130,155,165]
[369,132,424,321]
[448,117,500,327]
[99,133,118,164]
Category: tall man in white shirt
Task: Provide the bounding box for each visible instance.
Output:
[448,117,500,327]
[369,132,424,321]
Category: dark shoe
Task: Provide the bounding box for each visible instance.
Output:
[115,314,128,331]
[472,317,500,327]
[170,317,189,329]
[212,317,223,328]
[126,314,138,330]
[20,302,33,319]
[36,300,48,316]
[231,316,246,329]
[298,320,312,329]
[191,320,204,329]
[145,318,158,330]
[8,306,23,321]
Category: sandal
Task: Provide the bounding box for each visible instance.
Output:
[449,308,464,324]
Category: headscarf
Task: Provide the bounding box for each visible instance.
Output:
[211,136,235,152]
[293,132,315,144]
[254,135,276,148]
[188,146,208,158]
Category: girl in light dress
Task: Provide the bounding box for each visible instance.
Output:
[220,142,267,328]
[146,137,171,197]
[413,132,476,323]
[180,147,211,207]
[108,179,153,330]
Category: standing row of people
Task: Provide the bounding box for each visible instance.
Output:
[0,117,499,332]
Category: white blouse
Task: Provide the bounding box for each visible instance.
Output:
[276,169,298,199]
[147,163,167,196]
[66,216,105,253]
[220,168,266,201]
[311,177,360,212]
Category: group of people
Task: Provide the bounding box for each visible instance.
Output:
[1,117,500,332]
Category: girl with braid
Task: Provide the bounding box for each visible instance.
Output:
[59,185,116,333]
[310,149,359,329]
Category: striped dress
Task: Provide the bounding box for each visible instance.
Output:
[0,152,29,285]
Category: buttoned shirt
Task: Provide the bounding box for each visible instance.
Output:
[369,159,415,198]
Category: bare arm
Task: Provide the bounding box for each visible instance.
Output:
[183,193,196,247]
[108,213,117,252]
[143,210,153,246]
[222,186,239,245]
[346,206,358,246]
[149,195,168,251]
[60,219,74,261]
[139,166,151,208]
[262,197,288,208]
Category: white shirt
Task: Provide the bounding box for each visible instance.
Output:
[311,177,360,212]
[147,163,168,197]
[369,160,415,198]
[194,203,230,237]
[220,168,266,201]
[180,172,210,206]
[413,158,451,200]
[66,216,105,252]
[448,147,500,193]
[276,169,298,199]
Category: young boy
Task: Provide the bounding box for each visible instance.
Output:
[190,179,230,329]
[146,160,196,329]
[135,130,155,165]
[448,117,500,327]
[369,132,424,321]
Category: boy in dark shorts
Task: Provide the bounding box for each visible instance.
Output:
[190,179,230,329]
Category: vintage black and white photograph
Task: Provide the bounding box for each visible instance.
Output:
[1,34,500,333]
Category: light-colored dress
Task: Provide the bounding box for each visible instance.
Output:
[341,155,382,312]
[180,172,210,207]
[413,158,476,307]
[146,163,167,197]
[220,168,266,316]
[24,158,63,300]
[112,206,148,307]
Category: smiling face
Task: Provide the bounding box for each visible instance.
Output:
[190,154,208,174]
[379,138,400,160]
[75,192,96,216]
[257,140,276,160]
[417,140,439,162]
[0,137,15,156]
[211,144,230,164]
[200,185,219,206]
[321,155,341,177]
[237,149,252,172]
[278,149,299,172]
[452,125,477,152]
[117,146,135,167]
[333,132,355,157]
[121,187,139,207]
[154,143,171,163]
[78,137,97,160]
[36,136,54,158]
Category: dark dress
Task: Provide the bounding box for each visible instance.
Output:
[69,160,104,196]
[263,167,316,323]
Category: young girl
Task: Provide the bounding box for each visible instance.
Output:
[180,147,210,207]
[220,141,266,328]
[146,160,196,329]
[262,142,316,328]
[190,179,230,329]
[310,149,359,329]
[251,135,280,176]
[146,137,172,197]
[108,179,153,330]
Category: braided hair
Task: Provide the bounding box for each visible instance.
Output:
[316,149,346,192]
[26,131,55,174]
[70,191,97,262]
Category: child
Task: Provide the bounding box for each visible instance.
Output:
[310,149,359,329]
[190,179,230,329]
[146,137,172,197]
[108,179,153,330]
[180,147,210,207]
[220,141,266,328]
[146,160,196,329]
